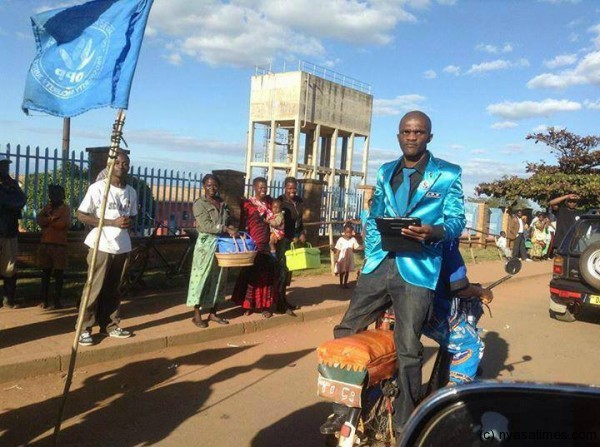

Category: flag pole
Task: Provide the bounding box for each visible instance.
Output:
[52,108,127,446]
[62,117,70,161]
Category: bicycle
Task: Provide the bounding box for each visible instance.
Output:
[119,213,197,295]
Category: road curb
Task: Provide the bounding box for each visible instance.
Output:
[0,303,349,383]
[0,269,551,383]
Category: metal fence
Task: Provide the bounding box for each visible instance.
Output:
[2,144,89,231]
[2,143,205,235]
[245,180,366,236]
[3,142,366,237]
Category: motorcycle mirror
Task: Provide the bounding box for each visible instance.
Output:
[505,258,522,275]
[400,382,600,447]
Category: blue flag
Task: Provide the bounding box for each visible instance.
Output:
[22,0,153,117]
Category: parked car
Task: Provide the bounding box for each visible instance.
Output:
[549,209,600,322]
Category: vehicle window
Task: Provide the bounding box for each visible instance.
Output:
[569,220,600,253]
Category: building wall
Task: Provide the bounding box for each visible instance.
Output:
[249,71,372,136]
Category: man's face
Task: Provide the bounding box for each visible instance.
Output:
[112,154,130,180]
[397,116,432,160]
[284,182,297,200]
[566,199,578,209]
[0,162,9,178]
[516,210,523,218]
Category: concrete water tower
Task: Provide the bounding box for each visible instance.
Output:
[245,61,373,194]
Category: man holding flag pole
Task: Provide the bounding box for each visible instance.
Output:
[21,0,154,444]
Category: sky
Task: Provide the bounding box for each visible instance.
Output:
[0,0,598,198]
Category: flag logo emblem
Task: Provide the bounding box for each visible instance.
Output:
[31,20,113,100]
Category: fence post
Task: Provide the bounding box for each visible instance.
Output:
[213,169,245,228]
[298,178,325,243]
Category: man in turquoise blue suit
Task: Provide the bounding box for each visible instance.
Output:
[320,111,466,438]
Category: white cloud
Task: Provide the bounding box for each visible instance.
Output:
[35,1,81,13]
[424,69,437,79]
[475,43,513,54]
[487,99,581,120]
[148,0,425,67]
[532,124,550,133]
[443,65,461,75]
[73,127,245,156]
[543,53,577,69]
[16,32,33,41]
[532,124,566,134]
[585,99,600,109]
[262,0,416,45]
[323,58,342,68]
[491,121,518,130]
[466,58,529,75]
[527,50,600,89]
[460,158,527,196]
[471,149,486,155]
[503,143,524,153]
[590,23,600,48]
[450,144,465,150]
[537,0,581,3]
[373,94,426,116]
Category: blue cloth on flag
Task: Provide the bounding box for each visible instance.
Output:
[22,0,153,117]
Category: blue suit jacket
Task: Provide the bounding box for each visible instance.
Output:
[363,152,466,290]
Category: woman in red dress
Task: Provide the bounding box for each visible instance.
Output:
[232,177,279,318]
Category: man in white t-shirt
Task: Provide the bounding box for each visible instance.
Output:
[76,151,137,346]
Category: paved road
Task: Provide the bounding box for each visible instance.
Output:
[1,272,600,446]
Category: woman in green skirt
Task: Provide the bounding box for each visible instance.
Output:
[186,174,237,328]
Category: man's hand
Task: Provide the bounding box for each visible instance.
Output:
[113,216,131,229]
[402,224,433,241]
[479,287,494,305]
[567,193,580,201]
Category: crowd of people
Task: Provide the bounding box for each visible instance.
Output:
[497,194,581,263]
[0,110,587,442]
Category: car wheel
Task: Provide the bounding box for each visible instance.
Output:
[549,306,577,323]
[579,241,600,290]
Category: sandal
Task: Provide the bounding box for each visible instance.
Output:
[243,310,253,316]
[209,314,229,325]
[192,318,208,328]
[262,311,272,319]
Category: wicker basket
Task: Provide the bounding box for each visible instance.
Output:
[215,234,257,267]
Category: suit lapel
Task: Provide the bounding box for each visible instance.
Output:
[406,155,441,215]
[384,159,401,216]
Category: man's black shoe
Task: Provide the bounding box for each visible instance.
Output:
[319,413,346,435]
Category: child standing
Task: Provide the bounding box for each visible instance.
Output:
[495,231,511,259]
[267,198,285,257]
[36,185,70,309]
[333,223,360,288]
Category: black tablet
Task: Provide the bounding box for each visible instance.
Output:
[375,217,423,252]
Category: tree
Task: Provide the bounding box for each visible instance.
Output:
[476,128,600,208]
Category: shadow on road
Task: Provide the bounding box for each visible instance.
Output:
[0,345,313,447]
[251,402,332,447]
[479,331,532,379]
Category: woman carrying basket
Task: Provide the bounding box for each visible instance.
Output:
[232,177,280,318]
[186,174,237,328]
